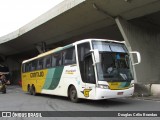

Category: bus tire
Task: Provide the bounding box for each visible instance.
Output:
[29,86,33,95]
[32,86,37,96]
[69,86,79,103]
[27,85,30,92]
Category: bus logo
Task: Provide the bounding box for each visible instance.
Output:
[65,70,76,74]
[30,71,44,78]
[81,89,92,97]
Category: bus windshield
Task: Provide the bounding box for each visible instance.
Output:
[92,41,133,82]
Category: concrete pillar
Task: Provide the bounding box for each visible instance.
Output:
[115,17,160,96]
[2,57,21,84]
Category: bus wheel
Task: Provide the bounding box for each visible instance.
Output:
[28,86,33,95]
[32,86,37,96]
[69,86,79,103]
[27,85,30,93]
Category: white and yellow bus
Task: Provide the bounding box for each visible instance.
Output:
[21,39,141,102]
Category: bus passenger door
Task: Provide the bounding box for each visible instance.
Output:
[77,42,96,99]
[83,55,96,99]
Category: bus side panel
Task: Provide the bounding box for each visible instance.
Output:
[41,65,85,98]
[22,73,28,92]
[22,64,96,100]
[42,66,64,90]
[22,70,48,93]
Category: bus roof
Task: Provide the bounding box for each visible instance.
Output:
[22,39,125,64]
[73,39,125,45]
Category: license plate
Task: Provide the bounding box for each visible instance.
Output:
[117,92,123,95]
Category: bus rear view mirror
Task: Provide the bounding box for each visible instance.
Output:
[91,49,100,63]
[130,51,141,65]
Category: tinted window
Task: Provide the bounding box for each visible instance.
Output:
[63,47,76,65]
[24,61,37,72]
[37,58,44,70]
[44,56,52,68]
[31,60,37,71]
[25,62,32,72]
[52,52,62,67]
[22,64,25,73]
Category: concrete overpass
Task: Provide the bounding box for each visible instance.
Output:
[0,0,160,95]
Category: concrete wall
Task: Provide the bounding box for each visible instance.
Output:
[116,17,160,84]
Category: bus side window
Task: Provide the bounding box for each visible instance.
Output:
[24,62,32,72]
[28,63,32,72]
[25,63,29,72]
[22,64,25,73]
[44,56,52,69]
[37,58,43,70]
[63,47,76,65]
[31,60,37,71]
[52,52,62,67]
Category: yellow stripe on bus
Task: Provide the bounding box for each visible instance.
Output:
[22,69,48,93]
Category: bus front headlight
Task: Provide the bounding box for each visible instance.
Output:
[98,84,109,89]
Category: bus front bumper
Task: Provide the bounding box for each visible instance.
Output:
[95,87,134,100]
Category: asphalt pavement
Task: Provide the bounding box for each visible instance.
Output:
[0,85,160,120]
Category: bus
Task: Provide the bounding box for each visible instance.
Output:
[21,39,141,102]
